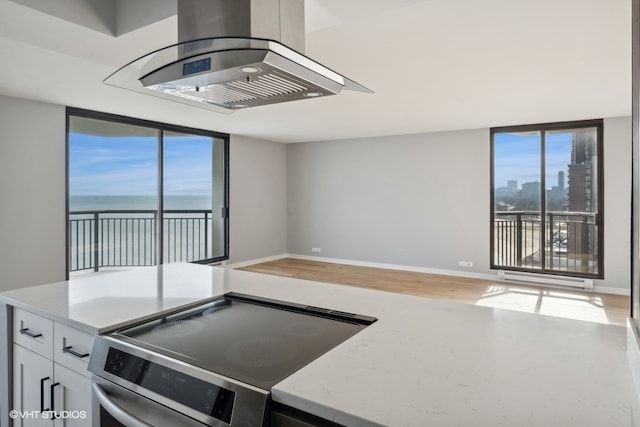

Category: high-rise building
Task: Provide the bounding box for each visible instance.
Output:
[558,171,564,189]
[547,171,567,211]
[567,128,597,269]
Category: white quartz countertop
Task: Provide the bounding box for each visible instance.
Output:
[0,264,232,333]
[2,263,639,426]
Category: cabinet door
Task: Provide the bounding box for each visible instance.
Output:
[52,364,92,427]
[13,345,53,427]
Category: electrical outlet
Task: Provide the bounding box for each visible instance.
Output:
[459,261,473,267]
[311,247,322,253]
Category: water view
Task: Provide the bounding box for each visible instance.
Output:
[67,114,227,272]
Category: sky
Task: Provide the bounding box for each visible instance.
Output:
[69,132,214,196]
[71,127,584,197]
[494,131,576,190]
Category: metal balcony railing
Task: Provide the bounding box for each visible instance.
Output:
[493,211,598,274]
[68,210,213,272]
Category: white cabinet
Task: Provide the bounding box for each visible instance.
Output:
[12,308,93,427]
[53,323,93,379]
[12,345,51,427]
[14,308,53,359]
[51,365,91,427]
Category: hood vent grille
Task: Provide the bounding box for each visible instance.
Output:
[177,86,258,105]
[227,73,309,98]
[153,70,318,108]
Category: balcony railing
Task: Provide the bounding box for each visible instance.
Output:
[68,210,213,272]
[493,211,598,274]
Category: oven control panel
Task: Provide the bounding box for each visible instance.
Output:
[105,347,235,424]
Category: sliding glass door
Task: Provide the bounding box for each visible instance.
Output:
[67,109,228,274]
[163,131,226,263]
[491,120,603,278]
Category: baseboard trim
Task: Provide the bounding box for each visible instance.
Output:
[227,253,630,296]
[284,254,497,281]
[593,286,631,296]
[225,254,288,269]
[627,319,640,401]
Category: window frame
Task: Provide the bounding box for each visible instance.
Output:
[489,119,604,279]
[65,107,230,277]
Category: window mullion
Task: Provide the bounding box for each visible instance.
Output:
[157,130,164,265]
[540,130,547,272]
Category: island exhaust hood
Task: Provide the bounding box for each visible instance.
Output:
[105,0,373,113]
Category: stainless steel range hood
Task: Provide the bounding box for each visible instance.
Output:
[105,0,372,113]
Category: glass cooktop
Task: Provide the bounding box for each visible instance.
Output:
[114,293,377,390]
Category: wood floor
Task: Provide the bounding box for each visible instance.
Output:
[238,258,630,327]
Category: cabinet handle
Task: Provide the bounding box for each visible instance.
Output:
[20,328,42,339]
[63,345,90,359]
[40,376,50,412]
[50,382,60,418]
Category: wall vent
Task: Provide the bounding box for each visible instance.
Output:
[497,270,594,290]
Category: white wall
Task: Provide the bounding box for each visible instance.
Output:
[603,117,632,293]
[287,117,631,293]
[229,134,287,264]
[287,128,490,271]
[0,96,66,292]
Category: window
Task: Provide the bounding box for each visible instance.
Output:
[490,120,603,278]
[66,108,229,274]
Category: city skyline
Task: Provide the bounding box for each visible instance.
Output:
[495,173,565,191]
[493,131,573,190]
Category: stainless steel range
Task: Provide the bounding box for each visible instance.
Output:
[88,292,376,426]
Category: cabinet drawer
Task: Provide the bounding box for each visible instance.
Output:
[14,308,54,359]
[54,323,94,377]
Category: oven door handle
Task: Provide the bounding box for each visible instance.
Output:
[92,383,153,427]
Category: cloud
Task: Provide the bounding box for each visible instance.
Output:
[69,133,214,196]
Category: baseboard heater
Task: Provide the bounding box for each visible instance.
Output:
[497,270,594,290]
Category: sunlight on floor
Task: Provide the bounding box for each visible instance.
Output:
[475,285,610,324]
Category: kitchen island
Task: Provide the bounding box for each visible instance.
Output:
[1,262,639,426]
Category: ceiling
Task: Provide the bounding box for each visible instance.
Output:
[0,0,631,143]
